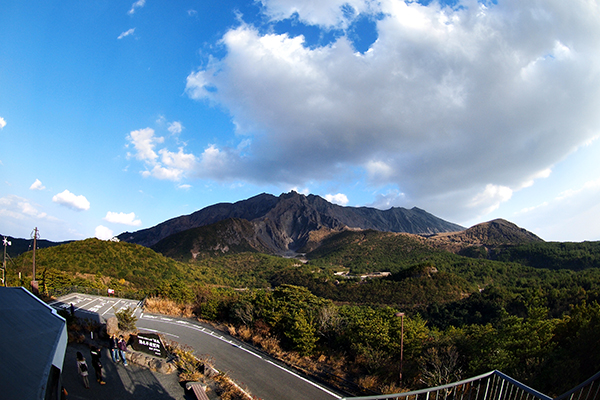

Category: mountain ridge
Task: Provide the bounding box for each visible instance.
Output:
[119,191,465,254]
[427,218,544,256]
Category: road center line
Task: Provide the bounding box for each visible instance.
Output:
[139,316,339,398]
[138,327,179,338]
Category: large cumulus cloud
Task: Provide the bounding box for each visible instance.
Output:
[186,0,600,220]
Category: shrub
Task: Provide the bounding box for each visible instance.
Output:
[115,306,138,331]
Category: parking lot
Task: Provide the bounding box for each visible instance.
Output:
[49,293,144,323]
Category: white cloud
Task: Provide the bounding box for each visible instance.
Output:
[127,127,198,181]
[185,70,213,100]
[95,225,114,240]
[52,190,90,211]
[287,187,310,195]
[259,0,373,28]
[143,164,183,181]
[514,178,600,241]
[469,184,513,215]
[197,144,233,178]
[366,160,394,182]
[103,211,142,226]
[127,128,163,163]
[127,0,145,15]
[29,179,46,191]
[0,195,48,219]
[325,193,349,206]
[160,148,196,170]
[118,28,136,40]
[168,121,183,135]
[369,189,406,210]
[556,178,600,202]
[178,184,191,190]
[0,117,6,129]
[0,195,66,240]
[520,169,552,189]
[186,0,600,221]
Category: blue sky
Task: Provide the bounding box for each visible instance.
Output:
[2,0,600,242]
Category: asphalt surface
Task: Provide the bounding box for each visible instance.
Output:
[52,293,343,400]
[49,293,144,324]
[138,315,341,400]
[62,342,189,400]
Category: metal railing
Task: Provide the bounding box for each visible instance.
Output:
[343,369,600,400]
[554,370,600,400]
[342,370,552,400]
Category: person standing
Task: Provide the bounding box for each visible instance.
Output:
[109,334,120,362]
[76,352,90,389]
[90,346,106,384]
[118,335,128,366]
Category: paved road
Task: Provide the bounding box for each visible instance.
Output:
[52,293,342,400]
[49,293,144,323]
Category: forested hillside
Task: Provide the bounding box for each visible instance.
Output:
[10,232,600,397]
[488,241,600,270]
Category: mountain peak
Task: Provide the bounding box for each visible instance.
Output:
[428,218,543,254]
[119,192,464,253]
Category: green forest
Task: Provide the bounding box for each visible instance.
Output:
[7,235,600,397]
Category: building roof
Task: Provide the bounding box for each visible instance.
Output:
[0,287,67,400]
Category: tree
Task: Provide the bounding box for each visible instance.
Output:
[419,345,463,388]
[115,306,138,331]
[285,310,317,355]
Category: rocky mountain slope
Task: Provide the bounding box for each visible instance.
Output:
[151,218,273,261]
[119,191,465,255]
[427,218,544,255]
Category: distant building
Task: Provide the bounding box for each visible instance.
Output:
[0,287,68,400]
[334,271,391,279]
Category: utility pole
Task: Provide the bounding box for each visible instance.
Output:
[396,312,405,382]
[31,227,39,294]
[2,236,11,287]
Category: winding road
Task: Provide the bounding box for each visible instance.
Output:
[50,293,343,400]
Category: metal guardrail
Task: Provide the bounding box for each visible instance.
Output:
[342,369,600,400]
[342,370,552,400]
[554,370,600,400]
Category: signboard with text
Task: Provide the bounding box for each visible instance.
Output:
[132,332,167,358]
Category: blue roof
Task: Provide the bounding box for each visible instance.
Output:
[0,287,67,400]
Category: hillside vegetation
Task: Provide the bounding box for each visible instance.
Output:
[10,226,600,397]
[9,238,305,296]
[489,241,600,270]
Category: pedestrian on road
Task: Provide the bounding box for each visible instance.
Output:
[109,334,120,362]
[90,346,106,384]
[118,335,128,366]
[76,351,90,389]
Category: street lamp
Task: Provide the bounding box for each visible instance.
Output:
[395,312,405,382]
